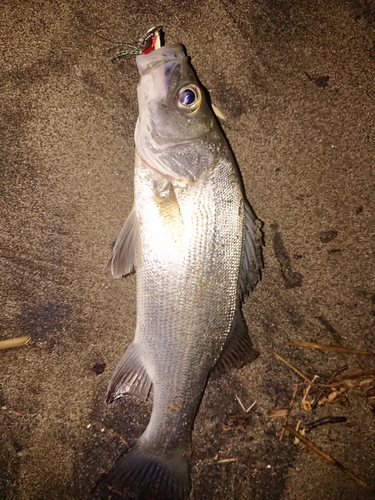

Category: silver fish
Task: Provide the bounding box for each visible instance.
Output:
[103,32,262,500]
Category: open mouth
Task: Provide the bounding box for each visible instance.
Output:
[141,25,164,54]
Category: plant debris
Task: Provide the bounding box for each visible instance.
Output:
[283,425,374,494]
[267,343,375,495]
[285,340,375,356]
[0,335,31,351]
[279,384,298,442]
[213,456,238,464]
[222,414,249,432]
[311,364,348,410]
[267,348,313,383]
[235,395,256,413]
[304,416,347,432]
[268,348,375,412]
[269,408,289,418]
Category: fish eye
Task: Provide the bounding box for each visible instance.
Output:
[179,88,196,106]
[177,85,202,112]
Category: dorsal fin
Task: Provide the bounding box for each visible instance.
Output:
[239,201,263,298]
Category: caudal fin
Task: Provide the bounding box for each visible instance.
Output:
[93,445,191,500]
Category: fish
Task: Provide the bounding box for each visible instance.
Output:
[101,29,262,500]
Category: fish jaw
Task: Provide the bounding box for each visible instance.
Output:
[136,44,185,108]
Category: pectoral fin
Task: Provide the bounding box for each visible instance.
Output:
[104,208,141,278]
[212,309,258,376]
[106,342,152,403]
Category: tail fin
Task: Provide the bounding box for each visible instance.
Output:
[94,444,191,500]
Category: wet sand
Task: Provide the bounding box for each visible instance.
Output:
[1,1,375,499]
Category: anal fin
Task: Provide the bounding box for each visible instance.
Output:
[106,342,152,403]
[212,309,258,376]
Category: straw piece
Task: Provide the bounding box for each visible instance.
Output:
[0,335,31,351]
[286,341,375,356]
[267,348,313,384]
[279,385,299,441]
[215,458,238,464]
[269,408,289,418]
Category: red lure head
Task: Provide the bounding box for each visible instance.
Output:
[142,35,159,54]
[141,26,163,54]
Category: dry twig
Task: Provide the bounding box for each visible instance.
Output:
[235,395,256,413]
[305,416,347,432]
[286,341,375,356]
[215,458,238,464]
[279,385,299,442]
[109,428,129,447]
[269,408,289,418]
[301,375,319,411]
[283,425,375,494]
[267,348,313,384]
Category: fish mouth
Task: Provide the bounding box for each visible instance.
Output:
[135,30,191,182]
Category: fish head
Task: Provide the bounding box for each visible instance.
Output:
[135,45,221,185]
